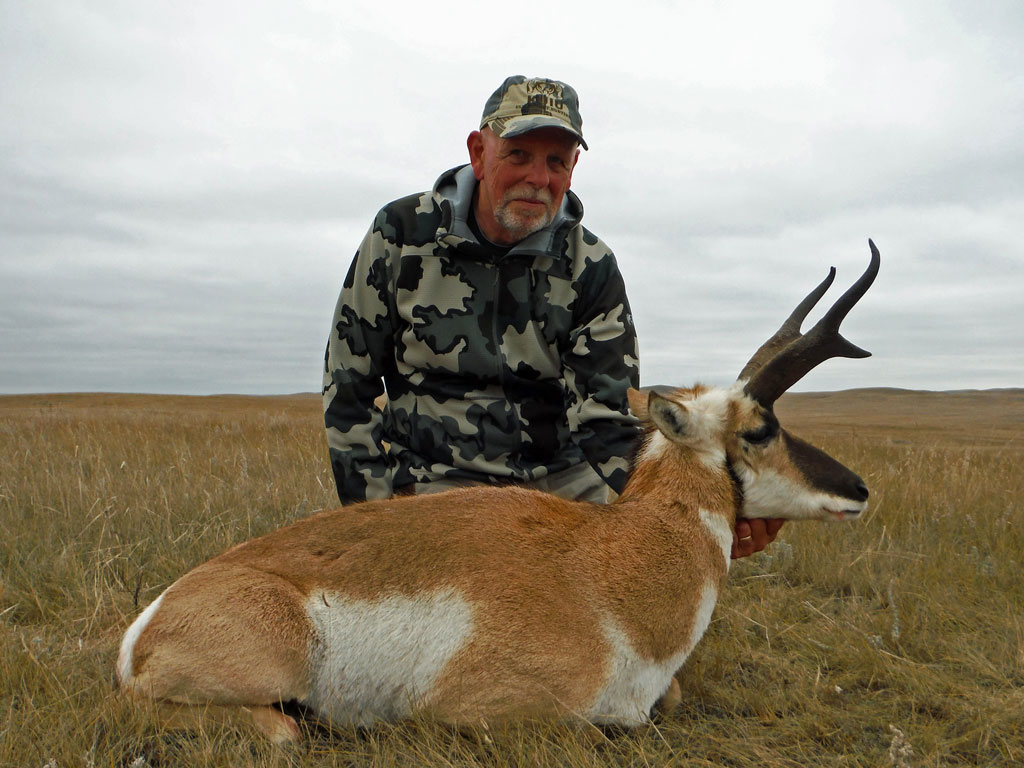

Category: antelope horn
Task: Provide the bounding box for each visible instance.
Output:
[737,267,836,382]
[741,240,880,408]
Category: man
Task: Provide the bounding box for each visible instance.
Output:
[323,75,779,557]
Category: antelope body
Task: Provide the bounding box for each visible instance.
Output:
[118,244,880,743]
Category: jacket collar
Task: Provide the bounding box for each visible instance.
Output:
[432,164,583,263]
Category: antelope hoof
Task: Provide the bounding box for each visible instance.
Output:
[654,677,682,717]
[246,706,303,745]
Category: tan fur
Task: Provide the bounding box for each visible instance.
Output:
[128,565,315,703]
[120,384,865,742]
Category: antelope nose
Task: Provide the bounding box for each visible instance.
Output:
[854,480,869,501]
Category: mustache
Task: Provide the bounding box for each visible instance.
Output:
[502,186,553,204]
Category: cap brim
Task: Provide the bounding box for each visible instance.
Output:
[491,115,588,150]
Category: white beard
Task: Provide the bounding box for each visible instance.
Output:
[493,187,554,241]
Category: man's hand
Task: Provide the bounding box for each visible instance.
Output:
[731,517,785,559]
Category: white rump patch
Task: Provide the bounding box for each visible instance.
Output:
[304,589,473,726]
[588,581,719,725]
[700,508,733,569]
[117,591,166,686]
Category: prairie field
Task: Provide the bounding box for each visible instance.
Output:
[1,388,1022,767]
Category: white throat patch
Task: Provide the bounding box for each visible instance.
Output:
[700,508,733,569]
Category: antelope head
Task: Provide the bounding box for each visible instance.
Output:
[730,240,879,520]
[641,241,879,522]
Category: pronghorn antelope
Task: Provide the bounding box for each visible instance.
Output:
[117,242,880,744]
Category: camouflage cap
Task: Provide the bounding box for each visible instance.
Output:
[480,75,588,150]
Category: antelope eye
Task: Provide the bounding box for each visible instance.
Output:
[742,425,775,445]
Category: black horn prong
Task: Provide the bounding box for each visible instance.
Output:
[742,241,880,408]
[738,266,836,381]
[814,240,880,335]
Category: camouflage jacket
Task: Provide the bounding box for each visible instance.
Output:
[323,164,640,504]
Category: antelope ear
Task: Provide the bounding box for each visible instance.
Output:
[627,388,649,420]
[648,392,692,441]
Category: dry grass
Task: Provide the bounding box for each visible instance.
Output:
[1,389,1022,767]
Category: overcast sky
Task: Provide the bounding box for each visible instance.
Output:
[2,0,1021,396]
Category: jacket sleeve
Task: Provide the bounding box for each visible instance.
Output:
[322,215,396,504]
[563,246,642,495]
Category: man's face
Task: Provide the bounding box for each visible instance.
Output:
[467,126,580,245]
